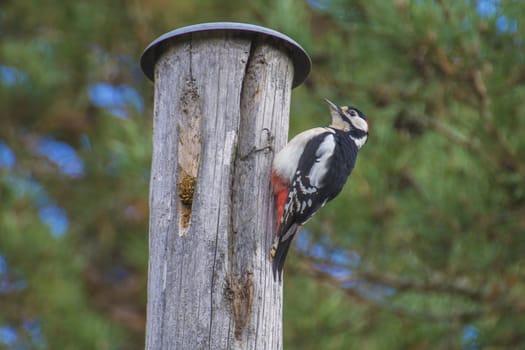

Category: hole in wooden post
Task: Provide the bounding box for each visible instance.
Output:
[177,77,201,237]
[178,174,196,227]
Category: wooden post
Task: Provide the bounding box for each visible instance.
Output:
[140,22,310,350]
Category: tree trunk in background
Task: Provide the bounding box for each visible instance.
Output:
[146,32,294,349]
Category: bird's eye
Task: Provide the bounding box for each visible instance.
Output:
[349,110,357,117]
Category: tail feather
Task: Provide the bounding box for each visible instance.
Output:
[271,238,293,282]
[271,224,298,281]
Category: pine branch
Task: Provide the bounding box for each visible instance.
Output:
[301,260,482,324]
[471,69,525,176]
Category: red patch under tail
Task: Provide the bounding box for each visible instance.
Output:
[271,170,289,229]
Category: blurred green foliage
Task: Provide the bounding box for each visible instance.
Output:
[1,0,524,349]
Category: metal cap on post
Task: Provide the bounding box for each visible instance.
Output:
[140,22,311,88]
[142,22,310,350]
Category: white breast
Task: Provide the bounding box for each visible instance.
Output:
[273,127,331,183]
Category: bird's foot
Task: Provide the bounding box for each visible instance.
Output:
[240,128,274,160]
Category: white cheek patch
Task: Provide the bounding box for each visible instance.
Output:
[350,116,368,133]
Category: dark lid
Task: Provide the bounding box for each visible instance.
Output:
[140,22,311,88]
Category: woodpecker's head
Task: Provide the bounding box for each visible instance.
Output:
[324,98,369,148]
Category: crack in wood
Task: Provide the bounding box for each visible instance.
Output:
[226,270,254,340]
[177,75,201,236]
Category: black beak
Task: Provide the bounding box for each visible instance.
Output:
[324,98,342,114]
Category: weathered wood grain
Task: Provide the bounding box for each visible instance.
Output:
[146,34,293,350]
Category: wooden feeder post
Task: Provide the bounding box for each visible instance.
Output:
[140,22,310,350]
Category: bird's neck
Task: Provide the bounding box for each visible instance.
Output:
[331,127,367,150]
[350,134,367,149]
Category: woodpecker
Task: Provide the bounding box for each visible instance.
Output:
[270,98,369,280]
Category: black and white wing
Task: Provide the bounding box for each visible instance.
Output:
[272,131,337,278]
